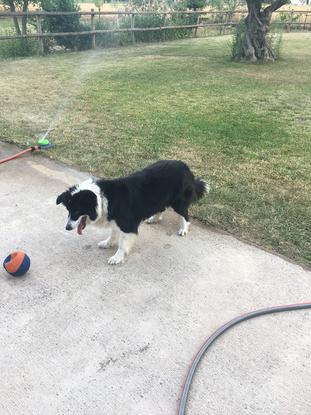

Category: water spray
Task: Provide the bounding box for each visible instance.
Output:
[0,135,53,165]
[0,50,103,167]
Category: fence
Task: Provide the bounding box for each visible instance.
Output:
[0,9,310,53]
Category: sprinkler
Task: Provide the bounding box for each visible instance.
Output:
[0,136,53,165]
[37,137,53,149]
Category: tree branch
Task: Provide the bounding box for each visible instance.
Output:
[264,0,289,14]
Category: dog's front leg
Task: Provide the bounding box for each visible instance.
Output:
[145,212,163,224]
[98,224,119,249]
[108,231,136,265]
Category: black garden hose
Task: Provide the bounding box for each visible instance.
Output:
[177,302,311,415]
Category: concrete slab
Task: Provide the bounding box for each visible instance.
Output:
[1,141,311,415]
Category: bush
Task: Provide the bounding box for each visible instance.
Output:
[94,13,196,48]
[116,13,197,45]
[165,14,197,40]
[133,14,163,43]
[230,19,245,60]
[0,20,38,58]
[276,12,300,32]
[41,0,85,51]
[268,29,283,60]
[0,38,38,59]
[186,0,206,10]
[95,18,130,48]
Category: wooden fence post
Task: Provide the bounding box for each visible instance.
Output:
[36,14,44,55]
[303,12,308,30]
[194,13,200,38]
[219,13,223,35]
[131,13,135,44]
[91,9,96,49]
[162,13,166,42]
[289,10,294,32]
[220,11,228,35]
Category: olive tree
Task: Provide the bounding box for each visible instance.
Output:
[233,0,289,62]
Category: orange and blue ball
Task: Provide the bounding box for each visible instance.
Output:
[3,251,30,277]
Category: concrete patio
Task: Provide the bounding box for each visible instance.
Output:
[1,141,311,415]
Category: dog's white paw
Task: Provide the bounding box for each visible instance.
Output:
[98,237,113,249]
[145,216,156,224]
[178,228,188,236]
[145,214,162,224]
[108,252,125,265]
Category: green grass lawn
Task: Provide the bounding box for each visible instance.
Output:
[0,33,310,267]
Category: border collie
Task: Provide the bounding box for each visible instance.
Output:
[56,160,209,265]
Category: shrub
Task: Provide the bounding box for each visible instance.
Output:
[186,0,206,10]
[0,19,38,58]
[133,14,163,43]
[95,19,124,48]
[115,13,197,45]
[163,14,197,41]
[73,22,93,50]
[0,38,38,59]
[277,12,300,32]
[41,0,85,51]
[230,19,245,60]
[268,29,283,60]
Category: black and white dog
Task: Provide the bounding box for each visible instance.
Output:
[56,160,209,265]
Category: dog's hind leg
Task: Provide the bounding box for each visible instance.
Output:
[172,205,191,236]
[98,223,119,249]
[145,212,163,224]
[108,231,137,265]
[178,215,190,236]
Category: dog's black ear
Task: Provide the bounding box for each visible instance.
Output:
[56,190,71,206]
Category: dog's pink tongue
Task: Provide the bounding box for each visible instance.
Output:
[77,219,84,235]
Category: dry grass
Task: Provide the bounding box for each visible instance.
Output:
[0,33,310,266]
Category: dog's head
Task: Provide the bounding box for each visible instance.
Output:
[56,179,102,234]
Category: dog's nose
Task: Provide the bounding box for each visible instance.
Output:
[66,224,73,231]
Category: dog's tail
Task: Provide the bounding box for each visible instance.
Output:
[194,178,210,201]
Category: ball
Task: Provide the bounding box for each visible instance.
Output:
[3,251,31,277]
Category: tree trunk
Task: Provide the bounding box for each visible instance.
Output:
[242,0,274,62]
[22,0,29,35]
[8,0,21,35]
[235,0,288,63]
